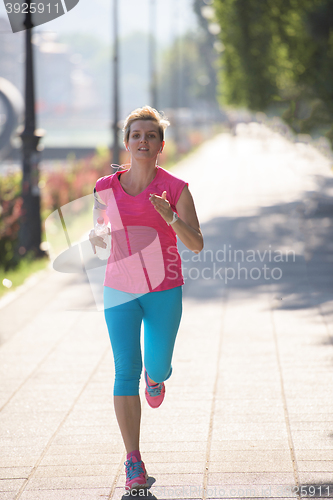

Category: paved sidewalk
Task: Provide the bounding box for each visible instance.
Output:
[1,124,333,500]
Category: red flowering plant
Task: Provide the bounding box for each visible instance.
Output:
[0,170,23,270]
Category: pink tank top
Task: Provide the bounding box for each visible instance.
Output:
[95,166,188,293]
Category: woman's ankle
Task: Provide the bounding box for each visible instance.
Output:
[147,375,158,386]
[126,449,141,462]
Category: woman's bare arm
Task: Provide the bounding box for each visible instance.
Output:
[149,186,203,254]
[90,189,110,253]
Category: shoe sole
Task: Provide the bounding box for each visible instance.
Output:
[128,483,149,492]
[126,474,149,492]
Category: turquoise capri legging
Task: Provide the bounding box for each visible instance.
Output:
[103,285,183,396]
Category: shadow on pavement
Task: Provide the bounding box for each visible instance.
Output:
[119,476,158,499]
[120,492,158,500]
[121,490,158,500]
[181,177,333,317]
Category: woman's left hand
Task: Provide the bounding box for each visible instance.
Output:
[149,191,174,224]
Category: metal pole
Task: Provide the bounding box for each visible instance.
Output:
[19,4,44,257]
[149,0,157,109]
[112,0,120,166]
[170,0,179,155]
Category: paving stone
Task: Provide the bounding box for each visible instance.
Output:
[0,478,27,492]
[214,398,285,410]
[25,475,115,490]
[297,461,333,472]
[150,485,204,499]
[141,414,209,426]
[207,472,296,485]
[145,462,205,474]
[209,450,292,463]
[296,450,333,461]
[212,414,286,424]
[140,432,209,444]
[39,453,122,466]
[209,439,290,451]
[0,468,31,479]
[20,488,111,500]
[52,433,121,445]
[54,425,119,438]
[298,472,333,483]
[143,452,206,464]
[141,442,205,453]
[206,484,297,498]
[289,422,333,431]
[113,485,202,499]
[292,441,333,450]
[45,443,124,455]
[208,460,293,473]
[212,429,289,441]
[288,414,333,423]
[116,472,204,489]
[32,464,117,477]
[0,492,20,500]
[291,431,333,444]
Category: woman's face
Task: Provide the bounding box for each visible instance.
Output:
[126,120,164,160]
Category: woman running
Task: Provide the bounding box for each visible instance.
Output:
[89,106,203,492]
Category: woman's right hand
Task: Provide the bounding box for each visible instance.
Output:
[89,229,109,254]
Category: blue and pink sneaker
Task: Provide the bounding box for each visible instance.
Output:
[124,456,148,492]
[144,368,165,408]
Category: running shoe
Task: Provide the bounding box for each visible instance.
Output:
[124,456,148,491]
[144,368,165,408]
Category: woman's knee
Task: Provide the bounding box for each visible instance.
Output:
[145,364,172,384]
[113,376,140,396]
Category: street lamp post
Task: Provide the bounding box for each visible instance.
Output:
[112,0,120,167]
[19,6,44,257]
[170,0,180,156]
[149,0,157,109]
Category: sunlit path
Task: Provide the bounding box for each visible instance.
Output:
[1,124,333,500]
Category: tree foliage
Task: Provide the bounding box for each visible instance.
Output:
[157,32,213,109]
[214,0,333,138]
[158,32,215,109]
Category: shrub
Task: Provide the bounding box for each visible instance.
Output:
[0,170,23,270]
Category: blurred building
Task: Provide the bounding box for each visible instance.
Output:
[0,22,101,119]
[34,33,72,115]
[0,17,24,95]
[33,33,100,117]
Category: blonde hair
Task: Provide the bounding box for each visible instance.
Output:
[123,106,170,144]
